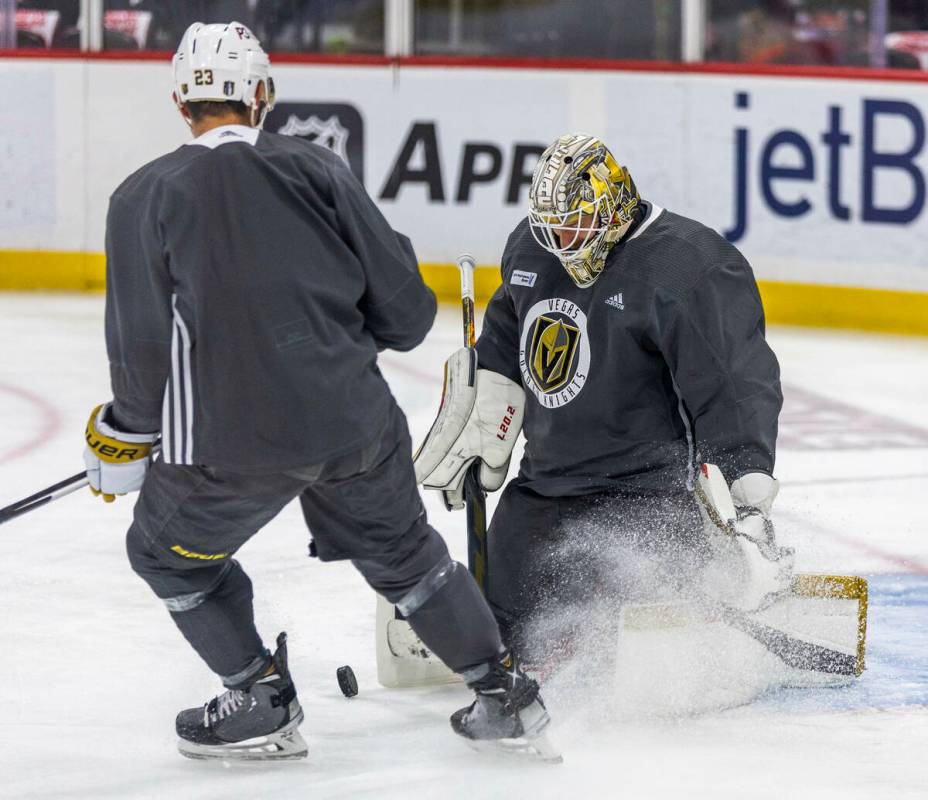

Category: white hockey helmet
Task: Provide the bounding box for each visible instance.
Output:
[172,21,275,127]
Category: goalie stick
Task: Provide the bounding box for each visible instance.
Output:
[693,463,864,677]
[456,253,489,593]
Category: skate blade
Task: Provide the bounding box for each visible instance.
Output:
[463,702,563,764]
[178,718,308,762]
[464,730,563,764]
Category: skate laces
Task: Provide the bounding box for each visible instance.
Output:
[473,653,537,702]
[217,690,245,718]
[204,689,246,727]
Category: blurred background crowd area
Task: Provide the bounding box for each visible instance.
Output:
[2,1,927,69]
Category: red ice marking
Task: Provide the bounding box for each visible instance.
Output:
[827,533,928,576]
[0,383,62,466]
[779,385,928,451]
[780,509,928,576]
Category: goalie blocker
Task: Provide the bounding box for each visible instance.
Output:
[413,347,525,509]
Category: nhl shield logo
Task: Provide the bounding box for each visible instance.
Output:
[266,102,365,183]
[278,114,350,164]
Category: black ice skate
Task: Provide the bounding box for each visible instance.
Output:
[176,632,307,761]
[451,651,561,763]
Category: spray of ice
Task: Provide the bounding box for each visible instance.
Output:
[517,495,791,736]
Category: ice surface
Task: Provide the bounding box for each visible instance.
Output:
[1,297,926,799]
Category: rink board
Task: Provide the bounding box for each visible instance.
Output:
[2,56,928,331]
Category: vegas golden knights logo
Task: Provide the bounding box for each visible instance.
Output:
[530,316,580,393]
[519,299,591,408]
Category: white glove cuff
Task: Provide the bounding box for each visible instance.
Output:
[94,402,159,444]
[730,472,778,517]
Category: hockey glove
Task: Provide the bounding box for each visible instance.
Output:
[84,402,158,502]
[413,348,524,510]
[697,466,795,612]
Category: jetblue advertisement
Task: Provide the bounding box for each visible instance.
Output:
[3,60,927,293]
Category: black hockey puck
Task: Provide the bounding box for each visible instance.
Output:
[337,665,358,698]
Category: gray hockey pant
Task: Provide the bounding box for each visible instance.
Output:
[126,420,501,688]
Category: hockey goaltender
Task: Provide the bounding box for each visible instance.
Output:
[413,133,867,699]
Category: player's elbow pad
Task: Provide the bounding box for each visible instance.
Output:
[413,348,524,505]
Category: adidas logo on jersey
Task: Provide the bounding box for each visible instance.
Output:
[605,293,625,310]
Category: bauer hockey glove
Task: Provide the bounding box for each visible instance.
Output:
[698,467,795,612]
[413,348,524,510]
[84,403,158,502]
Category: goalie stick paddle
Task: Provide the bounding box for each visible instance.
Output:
[456,253,489,593]
[712,598,858,676]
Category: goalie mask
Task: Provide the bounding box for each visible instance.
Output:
[172,21,276,128]
[528,134,640,288]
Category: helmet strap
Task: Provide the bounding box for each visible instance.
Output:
[249,79,272,129]
[250,100,268,129]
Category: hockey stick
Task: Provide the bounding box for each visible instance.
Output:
[0,470,89,526]
[456,253,489,593]
[0,444,163,527]
[712,600,858,675]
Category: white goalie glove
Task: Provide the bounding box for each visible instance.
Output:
[414,348,524,510]
[697,464,795,612]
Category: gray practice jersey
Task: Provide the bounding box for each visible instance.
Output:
[476,202,782,496]
[105,124,435,473]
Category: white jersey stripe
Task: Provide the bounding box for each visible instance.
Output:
[173,300,195,464]
[169,316,183,463]
[161,370,174,463]
[160,295,195,465]
[670,374,697,491]
[172,321,185,462]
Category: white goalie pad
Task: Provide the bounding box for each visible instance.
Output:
[413,348,478,483]
[414,348,524,508]
[375,594,461,688]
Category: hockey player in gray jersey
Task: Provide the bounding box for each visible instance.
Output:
[415,133,791,663]
[82,22,552,761]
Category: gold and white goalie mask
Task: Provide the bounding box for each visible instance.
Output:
[528,133,640,288]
